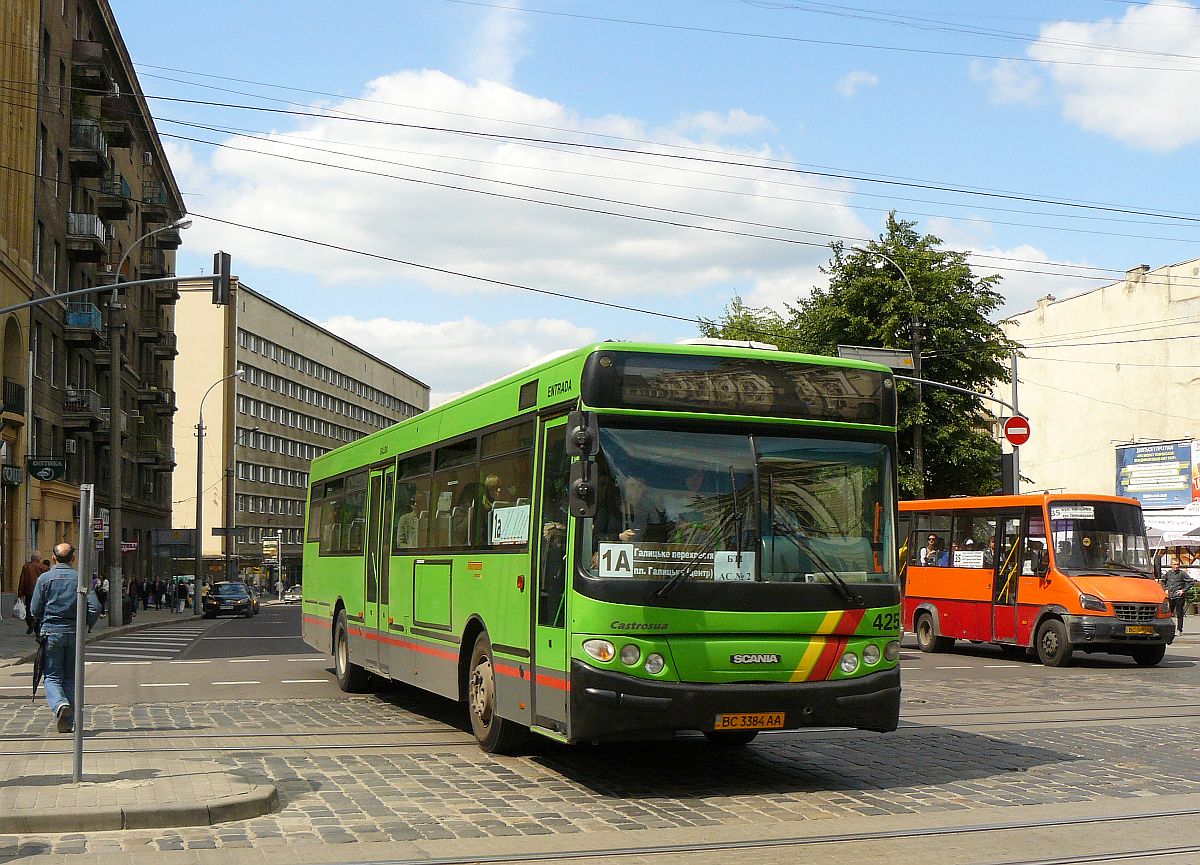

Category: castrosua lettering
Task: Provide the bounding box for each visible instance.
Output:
[610,620,668,631]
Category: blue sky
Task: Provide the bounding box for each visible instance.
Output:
[109,0,1200,401]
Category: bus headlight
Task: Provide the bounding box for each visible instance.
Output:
[1160,599,1172,616]
[619,644,641,666]
[884,640,901,661]
[862,644,881,666]
[583,640,615,662]
[839,652,859,674]
[1079,593,1107,613]
[644,653,665,674]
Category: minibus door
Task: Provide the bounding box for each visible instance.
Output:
[531,418,570,734]
[991,514,1022,643]
[363,468,394,673]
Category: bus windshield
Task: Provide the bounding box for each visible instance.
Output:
[584,427,894,585]
[1048,500,1152,577]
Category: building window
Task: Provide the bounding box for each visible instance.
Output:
[33,222,43,275]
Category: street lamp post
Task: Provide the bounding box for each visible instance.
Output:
[193,369,244,616]
[853,246,924,498]
[107,216,191,626]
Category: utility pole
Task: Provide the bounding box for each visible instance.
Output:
[106,285,123,626]
[1010,349,1020,495]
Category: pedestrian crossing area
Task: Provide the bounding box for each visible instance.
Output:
[85,623,209,663]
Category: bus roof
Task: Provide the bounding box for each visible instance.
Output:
[899,493,1142,511]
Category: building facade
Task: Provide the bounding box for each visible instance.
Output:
[172,277,428,585]
[2,0,185,592]
[998,257,1200,507]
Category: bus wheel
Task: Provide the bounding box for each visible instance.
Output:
[703,730,759,746]
[1131,644,1166,667]
[915,613,951,653]
[1035,619,1073,667]
[334,611,370,692]
[468,632,527,754]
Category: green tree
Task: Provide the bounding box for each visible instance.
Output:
[702,214,1017,498]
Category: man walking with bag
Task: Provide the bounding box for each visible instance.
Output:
[1163,556,1196,635]
[16,553,47,635]
[29,544,101,733]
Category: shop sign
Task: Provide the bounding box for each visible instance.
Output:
[1115,441,1192,509]
[1,465,23,486]
[26,456,66,482]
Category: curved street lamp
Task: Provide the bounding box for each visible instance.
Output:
[193,368,245,616]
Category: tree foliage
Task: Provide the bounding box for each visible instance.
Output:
[701,214,1017,498]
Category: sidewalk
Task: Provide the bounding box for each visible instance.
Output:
[0,591,203,667]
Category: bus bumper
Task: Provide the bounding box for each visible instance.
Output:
[1063,614,1175,647]
[569,662,900,742]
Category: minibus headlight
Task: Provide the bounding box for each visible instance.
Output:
[644,653,665,674]
[839,652,859,674]
[583,640,615,662]
[1160,599,1172,616]
[884,640,901,661]
[1079,593,1107,613]
[862,644,881,666]
[619,644,641,665]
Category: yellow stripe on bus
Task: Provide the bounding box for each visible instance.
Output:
[790,638,827,683]
[816,610,843,634]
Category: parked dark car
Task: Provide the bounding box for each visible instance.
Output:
[202,581,254,619]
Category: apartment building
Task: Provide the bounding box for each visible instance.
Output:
[1,0,185,591]
[173,277,429,584]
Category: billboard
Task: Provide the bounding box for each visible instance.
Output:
[1115,441,1195,509]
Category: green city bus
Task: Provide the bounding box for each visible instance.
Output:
[301,341,902,752]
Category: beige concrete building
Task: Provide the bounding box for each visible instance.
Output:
[998,257,1200,504]
[172,277,428,584]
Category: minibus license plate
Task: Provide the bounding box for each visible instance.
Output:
[714,712,785,731]
[1125,625,1155,635]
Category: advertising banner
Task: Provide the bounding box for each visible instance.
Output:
[1115,441,1193,509]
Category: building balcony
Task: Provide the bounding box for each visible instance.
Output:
[140,246,169,278]
[97,175,133,220]
[64,303,103,345]
[151,331,178,358]
[99,118,132,149]
[63,387,103,429]
[153,279,180,305]
[136,310,162,339]
[141,181,168,219]
[71,40,113,92]
[145,386,177,416]
[66,212,109,262]
[155,224,184,250]
[136,379,162,403]
[98,408,128,438]
[135,434,168,464]
[150,446,176,472]
[2,378,26,419]
[68,120,109,178]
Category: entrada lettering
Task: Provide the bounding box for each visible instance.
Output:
[546,379,572,397]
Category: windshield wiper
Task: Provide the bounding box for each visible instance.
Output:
[769,502,865,608]
[656,491,746,598]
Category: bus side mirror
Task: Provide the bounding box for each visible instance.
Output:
[565,410,599,457]
[569,460,597,518]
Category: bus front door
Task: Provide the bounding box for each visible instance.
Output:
[531,418,570,735]
[991,514,1022,643]
[364,467,395,674]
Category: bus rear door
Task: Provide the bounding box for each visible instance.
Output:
[531,417,570,735]
[364,465,395,673]
[991,512,1022,643]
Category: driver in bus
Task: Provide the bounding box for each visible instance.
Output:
[595,476,672,544]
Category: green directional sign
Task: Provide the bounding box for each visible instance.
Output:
[26,456,66,482]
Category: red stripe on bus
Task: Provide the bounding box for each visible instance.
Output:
[303,614,331,629]
[533,671,570,691]
[833,608,866,635]
[809,636,846,681]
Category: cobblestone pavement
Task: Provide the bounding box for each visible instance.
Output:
[1,670,1198,859]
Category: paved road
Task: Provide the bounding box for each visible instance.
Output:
[0,609,1196,864]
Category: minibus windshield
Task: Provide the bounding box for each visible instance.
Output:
[1048,500,1152,577]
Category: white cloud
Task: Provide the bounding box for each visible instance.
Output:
[981,0,1200,150]
[175,70,869,306]
[835,70,878,98]
[970,59,1041,106]
[463,0,528,85]
[318,315,597,404]
[670,109,773,139]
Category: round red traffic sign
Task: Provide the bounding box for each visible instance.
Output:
[1003,416,1030,447]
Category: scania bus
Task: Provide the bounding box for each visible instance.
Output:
[899,493,1174,667]
[301,341,902,752]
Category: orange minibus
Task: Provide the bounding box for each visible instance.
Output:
[898,494,1174,667]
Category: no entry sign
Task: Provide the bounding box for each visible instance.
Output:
[1003,416,1031,447]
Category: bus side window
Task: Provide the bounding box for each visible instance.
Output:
[1025,506,1048,575]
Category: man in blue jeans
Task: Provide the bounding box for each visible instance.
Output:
[30,543,101,733]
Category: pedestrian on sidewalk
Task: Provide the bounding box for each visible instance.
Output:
[96,576,109,615]
[1163,556,1196,634]
[275,578,284,602]
[16,553,47,635]
[29,543,101,734]
[177,579,187,614]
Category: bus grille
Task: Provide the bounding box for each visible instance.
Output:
[1113,603,1156,623]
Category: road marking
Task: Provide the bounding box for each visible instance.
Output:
[87,684,118,688]
[201,636,298,640]
[169,660,211,664]
[212,680,260,685]
[228,659,269,663]
[987,664,1024,668]
[0,686,29,691]
[107,661,153,666]
[288,657,328,662]
[87,653,175,661]
[933,666,974,669]
[140,682,190,688]
[281,679,327,684]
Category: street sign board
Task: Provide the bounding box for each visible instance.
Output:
[1003,416,1030,447]
[262,537,279,564]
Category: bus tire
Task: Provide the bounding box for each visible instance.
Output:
[1035,619,1073,667]
[468,632,527,755]
[703,730,759,746]
[915,613,952,653]
[1131,644,1166,667]
[334,610,370,692]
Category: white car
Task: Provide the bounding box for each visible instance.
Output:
[282,585,303,603]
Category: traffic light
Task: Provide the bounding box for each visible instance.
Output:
[999,452,1014,495]
[212,251,232,305]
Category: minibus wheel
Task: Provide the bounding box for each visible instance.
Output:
[1131,644,1166,667]
[1035,619,1073,667]
[915,612,952,653]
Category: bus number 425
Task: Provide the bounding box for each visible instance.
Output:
[872,612,899,631]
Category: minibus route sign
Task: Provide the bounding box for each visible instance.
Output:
[1003,417,1031,446]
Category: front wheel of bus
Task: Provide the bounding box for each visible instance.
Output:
[1035,619,1073,667]
[468,632,527,755]
[915,613,952,653]
[334,611,370,692]
[1131,644,1166,667]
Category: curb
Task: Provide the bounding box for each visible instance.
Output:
[2,612,210,668]
[0,782,278,833]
